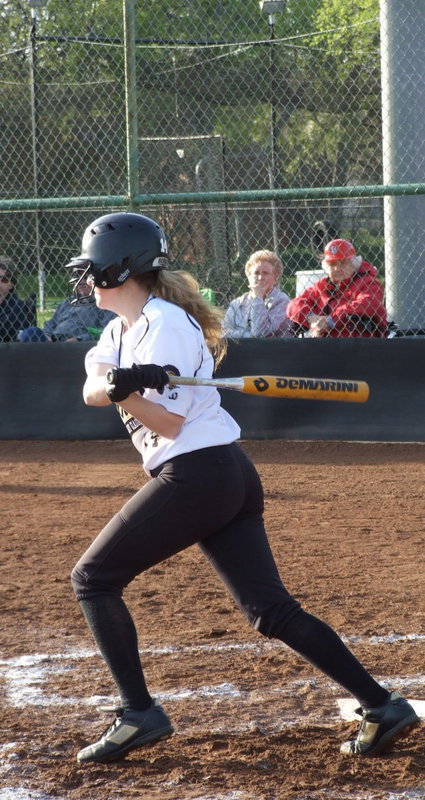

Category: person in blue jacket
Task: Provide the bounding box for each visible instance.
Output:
[0,256,34,342]
[17,274,115,342]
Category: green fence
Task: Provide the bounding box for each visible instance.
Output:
[0,0,424,337]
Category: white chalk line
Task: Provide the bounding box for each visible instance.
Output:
[0,791,55,800]
[1,783,424,800]
[180,793,425,800]
[1,633,425,713]
[2,629,425,667]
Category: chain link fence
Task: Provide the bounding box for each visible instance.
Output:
[0,0,424,341]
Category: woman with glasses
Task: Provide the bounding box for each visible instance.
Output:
[0,256,34,342]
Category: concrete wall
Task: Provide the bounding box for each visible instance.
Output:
[1,338,423,442]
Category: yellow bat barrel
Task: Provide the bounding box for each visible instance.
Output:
[242,376,369,403]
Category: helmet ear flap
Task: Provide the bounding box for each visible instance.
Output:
[97,262,131,289]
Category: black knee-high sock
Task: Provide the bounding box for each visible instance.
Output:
[79,595,152,712]
[279,609,389,709]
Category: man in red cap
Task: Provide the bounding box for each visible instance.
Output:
[287,239,388,337]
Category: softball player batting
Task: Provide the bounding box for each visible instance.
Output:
[68,212,418,765]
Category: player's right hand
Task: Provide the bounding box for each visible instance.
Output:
[105,364,169,402]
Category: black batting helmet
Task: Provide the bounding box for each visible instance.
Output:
[67,212,169,302]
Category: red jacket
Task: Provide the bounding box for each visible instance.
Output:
[287,261,388,337]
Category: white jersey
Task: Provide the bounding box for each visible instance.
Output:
[85,296,240,472]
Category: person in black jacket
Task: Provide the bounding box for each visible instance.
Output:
[0,256,34,342]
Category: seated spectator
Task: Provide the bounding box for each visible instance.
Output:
[286,239,388,338]
[18,275,115,342]
[223,250,292,338]
[0,255,35,343]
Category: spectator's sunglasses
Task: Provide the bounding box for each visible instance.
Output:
[0,274,12,283]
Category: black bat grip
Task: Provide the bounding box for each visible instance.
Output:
[106,368,119,385]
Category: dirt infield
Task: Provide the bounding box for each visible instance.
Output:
[1,439,424,800]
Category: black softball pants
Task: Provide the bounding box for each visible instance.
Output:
[71,442,388,711]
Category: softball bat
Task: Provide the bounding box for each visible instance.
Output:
[168,374,369,403]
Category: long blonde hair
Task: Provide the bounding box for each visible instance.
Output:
[138,270,227,366]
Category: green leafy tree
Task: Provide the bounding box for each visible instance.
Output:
[0,0,386,289]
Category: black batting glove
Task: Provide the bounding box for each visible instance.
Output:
[131,364,170,392]
[105,366,139,402]
[106,364,170,403]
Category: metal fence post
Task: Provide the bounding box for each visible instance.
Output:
[380,0,425,331]
[28,0,48,311]
[123,0,139,211]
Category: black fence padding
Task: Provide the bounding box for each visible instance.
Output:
[0,338,424,442]
[217,338,424,442]
[0,342,125,440]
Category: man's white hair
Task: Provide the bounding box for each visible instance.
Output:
[322,254,362,271]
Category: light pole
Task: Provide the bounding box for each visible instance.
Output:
[28,0,48,311]
[259,1,286,255]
